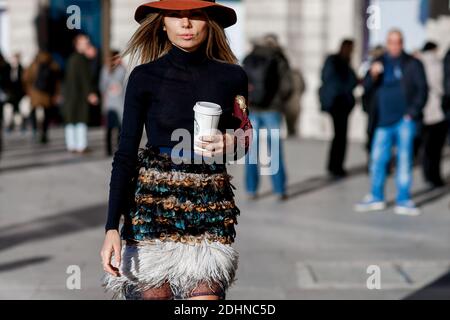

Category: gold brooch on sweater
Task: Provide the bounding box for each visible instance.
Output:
[235,95,247,112]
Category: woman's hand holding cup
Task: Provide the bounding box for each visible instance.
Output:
[195,132,235,158]
[193,101,228,157]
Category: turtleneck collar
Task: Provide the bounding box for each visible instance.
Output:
[167,42,208,67]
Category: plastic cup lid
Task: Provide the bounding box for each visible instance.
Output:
[193,101,222,116]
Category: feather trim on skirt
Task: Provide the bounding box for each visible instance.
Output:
[101,235,238,299]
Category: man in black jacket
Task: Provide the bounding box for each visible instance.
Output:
[243,34,292,201]
[355,29,428,216]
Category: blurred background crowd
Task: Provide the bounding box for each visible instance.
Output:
[1,0,450,196]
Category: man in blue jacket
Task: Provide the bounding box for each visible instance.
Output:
[355,29,428,216]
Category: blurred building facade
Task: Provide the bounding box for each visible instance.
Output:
[0,0,449,140]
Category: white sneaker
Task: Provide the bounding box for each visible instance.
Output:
[394,201,421,216]
[354,195,387,212]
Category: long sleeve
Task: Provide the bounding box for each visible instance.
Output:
[319,56,338,111]
[99,67,108,96]
[99,67,108,114]
[105,66,147,231]
[445,51,450,97]
[236,66,249,117]
[78,55,95,98]
[407,59,428,120]
[321,56,335,84]
[363,71,377,95]
[362,58,384,94]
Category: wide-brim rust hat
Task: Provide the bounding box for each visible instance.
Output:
[135,0,237,28]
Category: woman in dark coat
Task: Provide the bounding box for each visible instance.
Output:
[319,39,358,178]
[63,34,98,153]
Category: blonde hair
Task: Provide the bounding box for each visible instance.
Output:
[122,12,237,67]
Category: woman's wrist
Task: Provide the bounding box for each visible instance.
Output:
[105,228,119,235]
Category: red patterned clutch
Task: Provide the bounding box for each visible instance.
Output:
[232,95,253,154]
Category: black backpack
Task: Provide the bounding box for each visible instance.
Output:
[34,63,57,94]
[243,50,279,108]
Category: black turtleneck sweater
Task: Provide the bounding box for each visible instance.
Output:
[105,44,249,231]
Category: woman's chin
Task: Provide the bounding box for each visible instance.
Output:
[174,41,201,52]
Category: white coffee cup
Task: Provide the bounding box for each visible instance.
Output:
[193,101,222,152]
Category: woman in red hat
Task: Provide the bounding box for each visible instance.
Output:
[100,0,250,300]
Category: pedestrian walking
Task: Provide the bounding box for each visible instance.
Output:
[319,39,358,179]
[101,0,251,300]
[242,33,292,201]
[6,53,26,133]
[355,30,428,216]
[62,34,98,153]
[0,53,11,159]
[417,42,447,189]
[23,51,60,144]
[99,50,127,156]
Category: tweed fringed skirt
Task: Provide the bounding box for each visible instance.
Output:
[102,146,240,299]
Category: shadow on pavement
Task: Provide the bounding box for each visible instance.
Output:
[414,185,450,207]
[258,163,368,200]
[404,270,450,300]
[0,154,107,174]
[385,175,450,208]
[0,256,52,273]
[0,204,106,253]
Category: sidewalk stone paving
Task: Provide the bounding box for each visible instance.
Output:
[1,127,450,300]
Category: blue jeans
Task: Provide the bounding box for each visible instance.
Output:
[245,111,287,195]
[370,118,416,203]
[65,123,88,152]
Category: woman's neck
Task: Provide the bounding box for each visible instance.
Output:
[171,42,203,53]
[167,41,208,67]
